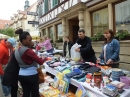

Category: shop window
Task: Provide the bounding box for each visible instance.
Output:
[49,27,53,40]
[57,24,63,39]
[115,0,130,34]
[92,8,108,35]
[42,29,46,36]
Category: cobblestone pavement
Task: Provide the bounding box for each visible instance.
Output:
[0,79,5,97]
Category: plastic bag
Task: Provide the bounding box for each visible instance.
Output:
[71,43,81,62]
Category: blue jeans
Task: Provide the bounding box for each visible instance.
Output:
[0,76,11,96]
[47,48,54,53]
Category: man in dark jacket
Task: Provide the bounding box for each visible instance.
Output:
[75,29,96,63]
[63,36,73,58]
[2,51,20,97]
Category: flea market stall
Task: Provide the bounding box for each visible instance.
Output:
[38,51,130,97]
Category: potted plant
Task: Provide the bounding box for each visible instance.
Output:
[115,30,130,40]
[91,32,104,41]
[56,37,63,43]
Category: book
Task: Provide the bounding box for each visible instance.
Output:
[58,80,66,93]
[75,85,86,97]
[63,76,70,93]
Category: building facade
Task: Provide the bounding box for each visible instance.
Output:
[9,1,38,33]
[37,0,130,43]
[0,19,10,29]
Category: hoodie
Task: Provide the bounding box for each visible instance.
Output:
[0,40,9,65]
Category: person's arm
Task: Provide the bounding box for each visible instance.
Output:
[99,48,104,59]
[38,41,45,47]
[0,49,5,66]
[63,42,65,56]
[110,40,120,61]
[38,40,49,47]
[25,49,46,65]
[80,38,92,53]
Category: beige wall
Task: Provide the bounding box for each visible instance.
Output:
[84,9,91,37]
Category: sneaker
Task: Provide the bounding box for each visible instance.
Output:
[5,94,11,97]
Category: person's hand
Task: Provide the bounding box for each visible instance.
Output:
[106,59,113,65]
[75,48,80,52]
[96,58,101,63]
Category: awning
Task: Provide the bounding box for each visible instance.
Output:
[0,34,10,39]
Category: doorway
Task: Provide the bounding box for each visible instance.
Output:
[69,17,79,43]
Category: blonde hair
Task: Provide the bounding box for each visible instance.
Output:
[64,36,69,39]
[42,36,47,40]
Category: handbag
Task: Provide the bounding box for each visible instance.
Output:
[0,64,4,75]
[37,66,45,84]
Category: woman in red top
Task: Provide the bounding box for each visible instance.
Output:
[15,29,46,97]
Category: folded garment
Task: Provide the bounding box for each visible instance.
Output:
[62,69,71,75]
[73,68,82,73]
[50,62,61,67]
[73,73,86,79]
[86,66,101,74]
[55,66,67,72]
[79,64,92,70]
[77,77,86,82]
[46,60,58,66]
[65,72,82,78]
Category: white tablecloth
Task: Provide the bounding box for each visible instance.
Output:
[44,63,130,97]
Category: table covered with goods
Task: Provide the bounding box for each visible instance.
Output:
[38,52,130,97]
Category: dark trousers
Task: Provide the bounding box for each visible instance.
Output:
[19,74,39,97]
[47,48,54,53]
[11,84,18,97]
[83,55,97,64]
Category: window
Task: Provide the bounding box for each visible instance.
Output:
[115,0,130,34]
[42,29,46,36]
[92,8,108,35]
[44,0,48,13]
[52,0,58,7]
[49,27,53,39]
[57,24,63,39]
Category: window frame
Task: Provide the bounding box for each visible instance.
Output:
[90,6,108,36]
[113,0,127,34]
